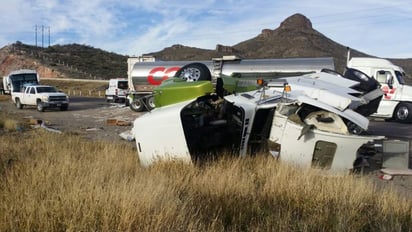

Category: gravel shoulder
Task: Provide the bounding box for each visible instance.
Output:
[0,96,142,142]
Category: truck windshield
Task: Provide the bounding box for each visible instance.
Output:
[395,71,406,85]
[117,81,128,89]
[37,86,58,93]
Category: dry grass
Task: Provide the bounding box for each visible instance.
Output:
[42,79,108,97]
[0,95,10,101]
[0,115,411,231]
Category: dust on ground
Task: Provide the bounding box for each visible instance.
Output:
[0,96,142,142]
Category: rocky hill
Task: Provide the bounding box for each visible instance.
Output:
[0,42,127,80]
[1,13,411,79]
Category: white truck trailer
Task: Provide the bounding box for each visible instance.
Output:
[1,69,39,94]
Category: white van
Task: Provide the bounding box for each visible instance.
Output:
[105,78,128,103]
[347,57,412,122]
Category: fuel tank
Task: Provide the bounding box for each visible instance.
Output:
[129,57,335,91]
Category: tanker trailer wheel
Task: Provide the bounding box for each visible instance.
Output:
[394,102,412,123]
[146,95,156,110]
[174,63,211,82]
[130,99,144,112]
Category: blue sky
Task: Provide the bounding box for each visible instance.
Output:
[1,0,411,58]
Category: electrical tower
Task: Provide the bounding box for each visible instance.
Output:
[34,25,50,47]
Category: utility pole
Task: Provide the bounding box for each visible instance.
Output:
[34,24,50,47]
[41,25,44,48]
[35,25,38,47]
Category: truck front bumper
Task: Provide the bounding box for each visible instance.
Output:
[43,101,69,108]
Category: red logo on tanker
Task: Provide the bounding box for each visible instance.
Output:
[381,86,396,100]
[147,66,181,85]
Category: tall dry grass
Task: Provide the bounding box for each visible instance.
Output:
[0,125,411,231]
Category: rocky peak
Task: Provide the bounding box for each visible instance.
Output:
[279,13,312,30]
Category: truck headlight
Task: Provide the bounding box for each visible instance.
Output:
[41,95,49,101]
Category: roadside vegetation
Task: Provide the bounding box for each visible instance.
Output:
[0,113,411,231]
[41,79,108,98]
[11,42,127,80]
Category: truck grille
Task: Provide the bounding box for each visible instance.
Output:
[49,96,67,102]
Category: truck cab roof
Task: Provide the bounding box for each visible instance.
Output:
[8,69,38,75]
[348,58,403,71]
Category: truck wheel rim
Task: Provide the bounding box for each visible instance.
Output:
[181,68,201,82]
[148,97,155,109]
[132,101,142,109]
[397,106,409,120]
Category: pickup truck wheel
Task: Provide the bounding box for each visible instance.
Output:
[37,101,45,112]
[15,98,23,109]
[174,63,211,82]
[130,99,144,112]
[394,102,412,122]
[146,96,155,110]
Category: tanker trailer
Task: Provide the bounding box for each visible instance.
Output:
[127,56,335,112]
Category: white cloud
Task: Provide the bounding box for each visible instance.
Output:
[0,0,411,58]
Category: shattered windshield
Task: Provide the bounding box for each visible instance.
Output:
[395,71,406,85]
[37,86,58,93]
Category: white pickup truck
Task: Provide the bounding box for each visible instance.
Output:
[11,84,69,112]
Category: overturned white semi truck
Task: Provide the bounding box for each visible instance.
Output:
[132,64,411,173]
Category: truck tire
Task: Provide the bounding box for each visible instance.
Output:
[37,101,45,112]
[174,63,211,82]
[125,98,130,106]
[130,99,144,112]
[394,102,412,123]
[15,98,23,109]
[146,95,156,110]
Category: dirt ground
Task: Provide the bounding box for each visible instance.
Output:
[1,96,412,198]
[0,96,141,142]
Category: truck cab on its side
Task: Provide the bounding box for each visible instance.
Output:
[347,57,412,122]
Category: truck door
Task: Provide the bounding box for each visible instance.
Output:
[26,87,37,105]
[372,70,400,117]
[375,70,396,100]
